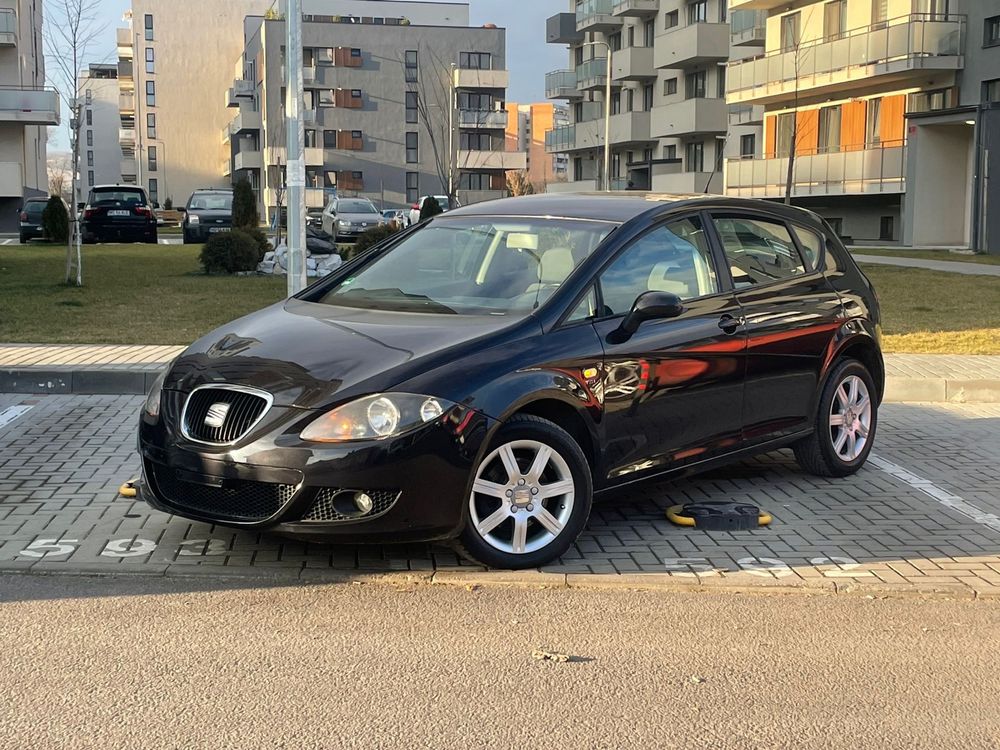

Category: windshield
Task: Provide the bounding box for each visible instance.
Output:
[89,188,147,207]
[314,216,615,316]
[188,192,233,211]
[337,200,378,214]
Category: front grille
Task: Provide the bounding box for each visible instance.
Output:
[153,465,296,522]
[300,488,401,522]
[182,386,270,444]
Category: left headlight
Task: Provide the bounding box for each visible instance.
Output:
[337,219,351,227]
[300,393,456,443]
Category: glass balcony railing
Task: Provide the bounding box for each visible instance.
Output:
[0,9,16,35]
[575,58,608,86]
[545,69,578,97]
[576,0,618,27]
[545,124,576,153]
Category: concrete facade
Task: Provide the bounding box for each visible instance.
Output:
[77,65,122,204]
[0,0,57,231]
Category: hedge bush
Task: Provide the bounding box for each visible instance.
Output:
[352,223,402,256]
[199,230,260,274]
[232,179,259,231]
[42,195,69,243]
[242,226,272,259]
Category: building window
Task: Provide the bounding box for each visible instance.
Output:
[866,98,882,145]
[664,77,677,96]
[459,51,491,69]
[740,133,755,158]
[88,170,94,185]
[145,47,154,74]
[85,89,92,103]
[688,0,707,24]
[818,105,842,153]
[781,12,801,51]
[147,113,156,139]
[459,173,495,190]
[717,67,726,98]
[458,92,493,110]
[146,80,155,107]
[611,91,621,115]
[87,150,94,167]
[664,144,677,159]
[986,15,1000,47]
[643,20,654,47]
[86,109,92,126]
[685,70,706,99]
[776,112,795,157]
[406,132,418,163]
[148,178,158,206]
[880,216,894,241]
[664,10,679,29]
[986,79,1000,103]
[86,130,93,147]
[144,13,153,41]
[405,91,418,123]
[907,87,956,114]
[686,141,704,172]
[460,132,496,151]
[824,0,847,40]
[406,172,418,203]
[643,84,653,111]
[148,146,157,172]
[872,0,888,29]
[404,50,417,82]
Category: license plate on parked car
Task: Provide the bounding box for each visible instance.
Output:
[108,210,129,217]
[209,227,226,233]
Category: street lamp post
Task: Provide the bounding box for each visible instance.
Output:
[580,40,612,192]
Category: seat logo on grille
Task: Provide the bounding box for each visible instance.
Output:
[204,402,231,429]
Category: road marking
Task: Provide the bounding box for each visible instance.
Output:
[870,454,1000,534]
[2,239,12,245]
[0,404,33,430]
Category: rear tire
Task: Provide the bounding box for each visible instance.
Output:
[19,234,28,244]
[455,415,592,570]
[793,359,877,478]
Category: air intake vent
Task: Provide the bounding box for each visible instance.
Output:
[182,386,271,445]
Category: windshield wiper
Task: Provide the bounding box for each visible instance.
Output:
[335,288,457,314]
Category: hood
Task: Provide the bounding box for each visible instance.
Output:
[165,298,527,409]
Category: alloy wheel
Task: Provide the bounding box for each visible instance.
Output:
[829,374,872,462]
[468,439,576,555]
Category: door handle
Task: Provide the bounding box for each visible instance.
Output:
[718,315,743,335]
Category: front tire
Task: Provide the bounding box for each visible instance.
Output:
[794,359,878,478]
[456,415,592,569]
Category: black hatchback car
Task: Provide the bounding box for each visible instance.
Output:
[18,197,49,243]
[138,194,883,569]
[182,189,234,243]
[81,185,158,244]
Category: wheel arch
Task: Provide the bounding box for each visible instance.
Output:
[830,333,885,404]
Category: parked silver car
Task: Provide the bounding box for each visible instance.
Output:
[321,198,384,242]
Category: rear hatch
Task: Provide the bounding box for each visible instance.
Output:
[20,201,46,227]
[84,187,154,230]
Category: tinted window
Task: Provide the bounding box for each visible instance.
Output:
[790,225,824,270]
[713,217,804,288]
[188,192,233,211]
[88,188,147,207]
[598,217,718,316]
[24,201,47,216]
[336,199,378,214]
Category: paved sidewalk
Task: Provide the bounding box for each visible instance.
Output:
[854,254,1000,276]
[4,344,1000,402]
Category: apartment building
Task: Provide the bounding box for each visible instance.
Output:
[77,64,122,203]
[0,0,58,231]
[227,7,521,219]
[544,0,746,194]
[725,0,1000,249]
[504,102,570,190]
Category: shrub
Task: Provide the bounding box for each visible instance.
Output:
[419,196,444,221]
[199,230,260,274]
[232,179,259,231]
[352,223,402,256]
[41,195,69,243]
[163,196,173,210]
[242,226,272,260]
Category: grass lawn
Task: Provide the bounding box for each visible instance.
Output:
[1,245,997,354]
[0,244,284,345]
[861,264,1000,355]
[851,247,1000,266]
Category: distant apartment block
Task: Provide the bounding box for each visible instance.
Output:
[505,102,570,190]
[0,0,58,230]
[725,0,1000,249]
[78,64,122,203]
[226,6,521,219]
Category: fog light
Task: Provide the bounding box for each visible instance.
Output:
[354,492,374,514]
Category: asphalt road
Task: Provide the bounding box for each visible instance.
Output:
[1,575,998,749]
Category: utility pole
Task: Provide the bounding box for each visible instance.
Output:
[285,0,307,295]
[447,63,456,200]
[580,41,612,191]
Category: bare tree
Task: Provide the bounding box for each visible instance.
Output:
[44,0,106,286]
[47,151,73,200]
[402,46,455,203]
[266,104,288,245]
[780,8,817,205]
[506,170,534,197]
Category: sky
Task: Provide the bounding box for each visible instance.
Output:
[50,0,567,150]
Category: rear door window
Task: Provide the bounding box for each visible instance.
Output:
[89,188,147,207]
[712,216,805,288]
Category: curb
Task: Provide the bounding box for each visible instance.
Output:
[1,562,994,601]
[3,367,1000,403]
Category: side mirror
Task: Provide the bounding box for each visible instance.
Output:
[179,207,187,214]
[609,291,684,344]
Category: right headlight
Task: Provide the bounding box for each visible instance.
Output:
[300,393,456,443]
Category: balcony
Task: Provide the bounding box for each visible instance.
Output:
[727,14,966,106]
[225,107,262,140]
[546,12,583,45]
[116,28,133,57]
[655,22,730,69]
[546,179,599,194]
[234,149,263,171]
[545,69,581,100]
[225,79,255,108]
[303,66,316,83]
[545,124,576,153]
[576,58,621,92]
[574,111,654,150]
[731,10,766,46]
[612,46,655,81]
[0,9,16,46]
[119,92,135,113]
[652,97,728,138]
[725,144,907,199]
[118,60,133,80]
[729,103,764,126]
[119,127,135,146]
[728,0,793,10]
[453,68,509,90]
[612,0,658,18]
[304,147,324,167]
[222,158,231,178]
[650,165,719,194]
[576,0,622,33]
[457,150,527,171]
[0,87,60,125]
[120,157,137,177]
[457,189,508,205]
[458,109,509,129]
[305,188,327,208]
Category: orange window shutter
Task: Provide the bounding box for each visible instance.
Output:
[880,94,905,146]
[796,109,819,156]
[765,116,776,158]
[842,101,866,151]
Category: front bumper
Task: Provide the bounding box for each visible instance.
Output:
[185,224,231,241]
[138,392,493,543]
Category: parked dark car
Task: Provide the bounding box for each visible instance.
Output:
[18,197,49,243]
[182,189,233,244]
[81,185,158,244]
[138,194,883,569]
